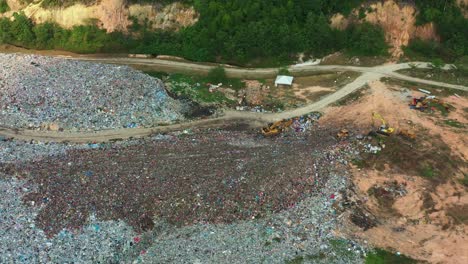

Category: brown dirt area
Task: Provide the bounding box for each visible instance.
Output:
[321,80,468,159]
[330,0,439,58]
[458,0,468,18]
[323,81,468,263]
[2,0,198,33]
[244,72,360,109]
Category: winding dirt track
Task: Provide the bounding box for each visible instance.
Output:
[0,55,467,143]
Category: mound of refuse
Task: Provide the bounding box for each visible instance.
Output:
[0,54,184,131]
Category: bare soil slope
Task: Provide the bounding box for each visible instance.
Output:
[323,81,468,263]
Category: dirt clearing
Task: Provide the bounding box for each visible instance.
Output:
[323,80,468,263]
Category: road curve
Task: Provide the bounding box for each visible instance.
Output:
[0,54,467,143]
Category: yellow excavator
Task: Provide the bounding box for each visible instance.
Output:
[261,119,293,136]
[371,112,395,136]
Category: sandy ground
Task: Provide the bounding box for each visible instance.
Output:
[351,170,468,264]
[321,81,468,160]
[322,81,468,263]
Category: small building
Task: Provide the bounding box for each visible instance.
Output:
[275,75,294,87]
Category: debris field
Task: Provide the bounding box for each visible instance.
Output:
[0,54,184,131]
[6,128,347,236]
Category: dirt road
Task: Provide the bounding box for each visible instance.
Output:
[72,56,467,91]
[1,53,467,143]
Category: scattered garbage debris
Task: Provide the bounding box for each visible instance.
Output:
[0,54,184,131]
[418,88,431,95]
[261,112,321,136]
[409,95,451,114]
[368,181,408,201]
[337,129,349,139]
[364,144,382,154]
[261,119,293,136]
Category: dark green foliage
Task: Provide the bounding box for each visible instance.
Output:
[1,1,383,64]
[0,14,36,46]
[419,164,436,178]
[278,67,291,75]
[460,174,468,187]
[404,39,447,60]
[0,13,112,53]
[0,0,9,13]
[443,119,465,128]
[430,58,445,69]
[405,0,468,61]
[41,0,96,8]
[455,56,468,75]
[346,22,388,56]
[365,248,416,264]
[207,67,227,85]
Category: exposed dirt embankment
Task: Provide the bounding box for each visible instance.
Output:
[458,0,468,18]
[331,0,439,58]
[324,81,468,264]
[1,0,198,32]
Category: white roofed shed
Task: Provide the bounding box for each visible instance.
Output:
[275,75,294,87]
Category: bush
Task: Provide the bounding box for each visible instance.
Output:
[430,58,445,69]
[0,0,9,14]
[404,39,443,60]
[207,66,227,84]
[455,56,468,74]
[366,248,416,264]
[346,23,388,56]
[278,67,291,75]
[407,0,468,61]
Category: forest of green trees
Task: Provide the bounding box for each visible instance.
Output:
[0,0,466,65]
[406,0,468,61]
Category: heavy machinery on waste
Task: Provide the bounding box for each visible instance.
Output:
[399,129,416,140]
[261,119,293,136]
[337,129,349,139]
[371,112,395,136]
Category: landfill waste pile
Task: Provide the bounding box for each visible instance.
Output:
[261,112,321,136]
[409,95,451,113]
[0,54,185,131]
[368,181,408,203]
[0,127,369,263]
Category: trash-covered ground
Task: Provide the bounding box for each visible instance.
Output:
[0,54,185,131]
[0,126,371,263]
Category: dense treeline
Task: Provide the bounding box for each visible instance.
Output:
[0,0,466,64]
[5,0,466,64]
[406,0,468,61]
[131,0,379,63]
[0,13,113,53]
[0,0,387,65]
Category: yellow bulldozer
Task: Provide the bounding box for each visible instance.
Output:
[371,112,395,136]
[261,119,293,137]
